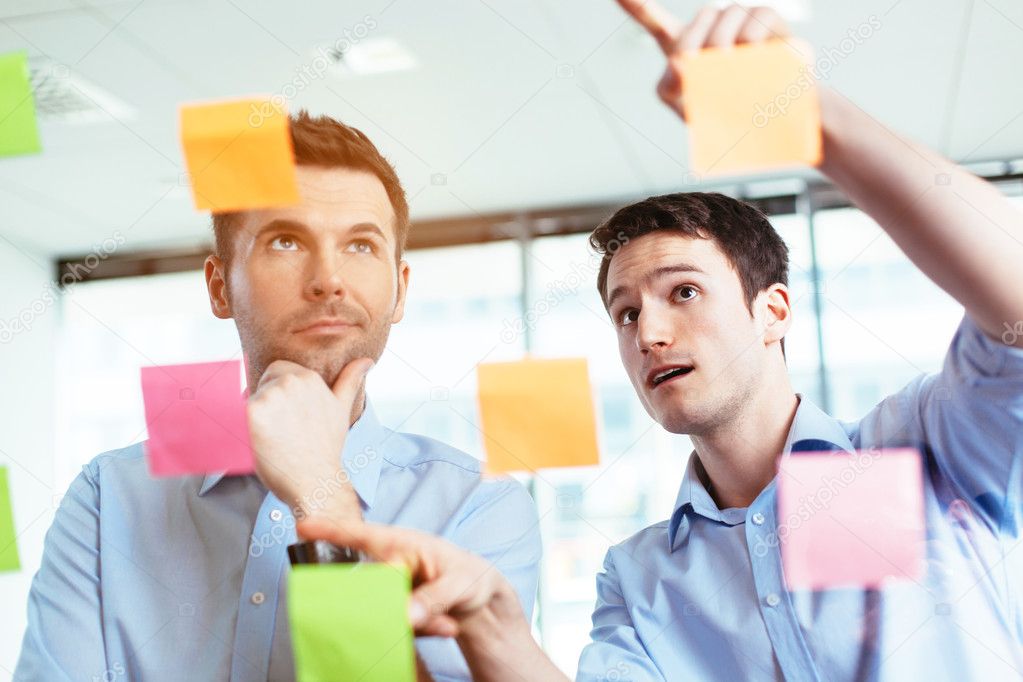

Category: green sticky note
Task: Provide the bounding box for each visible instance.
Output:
[289,563,415,682]
[0,51,42,157]
[0,466,20,572]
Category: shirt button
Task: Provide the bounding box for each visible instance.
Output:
[269,509,283,522]
[250,592,265,605]
[765,593,781,608]
[752,512,765,526]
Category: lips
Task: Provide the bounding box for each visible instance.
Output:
[647,364,694,389]
[294,318,356,334]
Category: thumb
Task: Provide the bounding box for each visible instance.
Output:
[330,357,374,406]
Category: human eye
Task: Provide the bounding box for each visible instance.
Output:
[345,240,375,255]
[617,308,639,327]
[673,285,699,302]
[269,234,299,251]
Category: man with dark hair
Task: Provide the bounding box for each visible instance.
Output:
[300,3,1023,681]
[15,111,541,682]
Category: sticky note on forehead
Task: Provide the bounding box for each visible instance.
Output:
[777,448,925,590]
[289,563,415,682]
[140,360,254,477]
[681,39,821,176]
[0,466,20,572]
[180,97,299,212]
[477,357,600,474]
[0,51,42,158]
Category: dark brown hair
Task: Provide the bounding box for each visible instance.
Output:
[590,192,789,313]
[212,110,409,264]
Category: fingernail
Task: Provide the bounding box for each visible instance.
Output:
[408,598,426,624]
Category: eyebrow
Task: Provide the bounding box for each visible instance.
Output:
[254,219,388,244]
[606,263,706,310]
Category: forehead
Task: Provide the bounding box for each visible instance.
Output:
[606,231,734,297]
[239,166,396,239]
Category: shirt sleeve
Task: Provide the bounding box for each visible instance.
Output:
[861,313,1023,536]
[14,464,108,681]
[416,477,542,682]
[576,548,666,682]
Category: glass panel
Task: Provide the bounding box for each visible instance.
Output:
[813,207,964,420]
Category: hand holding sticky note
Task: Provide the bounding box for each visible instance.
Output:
[0,51,42,157]
[140,359,253,477]
[777,448,925,590]
[289,563,415,682]
[681,39,822,176]
[476,357,600,474]
[179,97,299,212]
[0,466,20,572]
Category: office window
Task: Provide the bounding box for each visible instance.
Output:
[370,240,525,453]
[55,270,243,492]
[813,207,964,420]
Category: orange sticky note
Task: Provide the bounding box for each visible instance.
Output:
[681,39,822,176]
[477,358,600,474]
[777,448,925,591]
[180,97,300,212]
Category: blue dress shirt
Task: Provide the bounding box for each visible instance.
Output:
[578,315,1023,681]
[15,401,541,681]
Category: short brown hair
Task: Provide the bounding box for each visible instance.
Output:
[212,111,410,264]
[590,192,789,312]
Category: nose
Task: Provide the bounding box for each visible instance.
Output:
[636,303,674,354]
[304,250,347,301]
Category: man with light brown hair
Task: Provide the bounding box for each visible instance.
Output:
[15,112,541,682]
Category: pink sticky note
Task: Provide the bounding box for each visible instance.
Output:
[777,448,924,590]
[140,360,254,477]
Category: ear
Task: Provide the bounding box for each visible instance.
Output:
[757,283,792,347]
[391,259,410,324]
[204,255,233,320]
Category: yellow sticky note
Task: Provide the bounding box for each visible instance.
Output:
[477,358,600,474]
[180,97,300,212]
[681,39,821,176]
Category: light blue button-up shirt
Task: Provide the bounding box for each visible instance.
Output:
[578,315,1023,681]
[15,401,541,682]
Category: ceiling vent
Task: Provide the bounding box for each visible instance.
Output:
[28,57,135,124]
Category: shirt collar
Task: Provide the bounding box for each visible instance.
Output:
[198,398,386,509]
[667,394,855,552]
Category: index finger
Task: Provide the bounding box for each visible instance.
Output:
[297,517,424,569]
[616,0,684,53]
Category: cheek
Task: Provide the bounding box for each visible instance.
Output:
[617,334,643,379]
[237,262,298,315]
[347,260,398,309]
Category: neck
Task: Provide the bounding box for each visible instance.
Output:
[691,381,799,509]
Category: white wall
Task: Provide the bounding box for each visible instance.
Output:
[0,237,57,681]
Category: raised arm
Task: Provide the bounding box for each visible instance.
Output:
[615,0,1023,346]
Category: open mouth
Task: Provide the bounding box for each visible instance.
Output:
[650,366,694,388]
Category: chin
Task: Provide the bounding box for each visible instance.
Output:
[650,393,716,435]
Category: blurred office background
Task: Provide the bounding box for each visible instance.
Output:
[2,0,1022,677]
